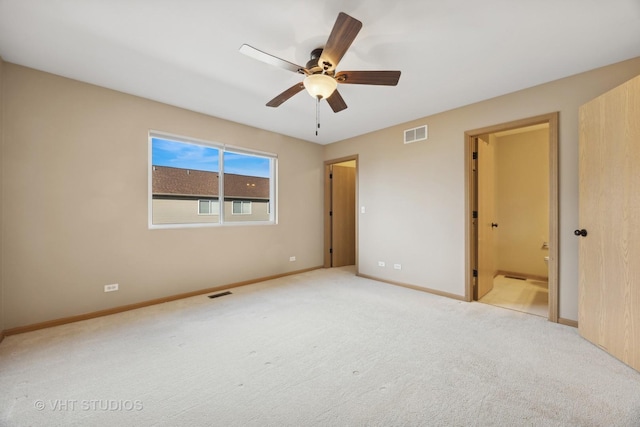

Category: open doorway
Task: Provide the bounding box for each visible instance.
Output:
[324,156,358,268]
[466,113,559,322]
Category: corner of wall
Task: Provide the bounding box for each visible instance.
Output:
[0,55,5,340]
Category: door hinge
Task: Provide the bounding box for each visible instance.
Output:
[473,269,478,277]
[329,173,333,179]
[472,152,478,160]
[472,211,478,219]
[329,211,332,216]
[329,248,333,254]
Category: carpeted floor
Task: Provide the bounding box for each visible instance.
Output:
[1,267,639,426]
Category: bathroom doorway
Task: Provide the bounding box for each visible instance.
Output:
[466,113,559,321]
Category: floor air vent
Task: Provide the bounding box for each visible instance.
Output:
[208,291,232,299]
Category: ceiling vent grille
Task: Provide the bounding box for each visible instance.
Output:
[404,125,428,144]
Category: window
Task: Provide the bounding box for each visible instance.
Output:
[149,132,276,228]
[198,200,219,215]
[232,201,252,215]
[223,151,271,223]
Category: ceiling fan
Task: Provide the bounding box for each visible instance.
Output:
[239,12,401,116]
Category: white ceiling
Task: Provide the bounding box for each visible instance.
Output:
[1,0,639,145]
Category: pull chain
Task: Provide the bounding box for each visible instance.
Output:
[315,96,321,136]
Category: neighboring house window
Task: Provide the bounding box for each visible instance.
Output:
[232,201,252,215]
[149,132,276,228]
[198,200,219,215]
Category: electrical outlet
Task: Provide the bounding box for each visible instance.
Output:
[361,206,366,214]
[378,261,385,267]
[104,283,119,292]
[394,264,402,270]
[289,256,296,262]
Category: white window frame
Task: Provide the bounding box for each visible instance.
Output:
[149,131,277,229]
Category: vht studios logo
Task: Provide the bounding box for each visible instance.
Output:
[34,399,143,411]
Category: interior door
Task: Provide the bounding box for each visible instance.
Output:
[477,136,497,299]
[578,74,640,372]
[331,164,356,267]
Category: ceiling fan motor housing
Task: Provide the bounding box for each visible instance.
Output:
[306,48,332,74]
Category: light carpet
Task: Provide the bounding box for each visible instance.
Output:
[1,267,639,426]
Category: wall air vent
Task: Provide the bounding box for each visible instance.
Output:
[404,125,428,144]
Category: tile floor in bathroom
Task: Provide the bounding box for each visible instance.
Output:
[479,274,549,318]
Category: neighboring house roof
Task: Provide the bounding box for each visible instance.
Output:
[152,166,269,199]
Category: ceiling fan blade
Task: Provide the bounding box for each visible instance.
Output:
[319,12,362,71]
[335,70,401,86]
[266,82,306,107]
[240,44,305,74]
[327,90,348,113]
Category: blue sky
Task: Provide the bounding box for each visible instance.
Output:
[152,138,270,178]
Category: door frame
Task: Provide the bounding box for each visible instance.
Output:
[324,155,359,269]
[464,112,559,322]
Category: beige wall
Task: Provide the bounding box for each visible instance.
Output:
[324,57,640,322]
[0,57,4,333]
[495,128,549,278]
[1,63,324,329]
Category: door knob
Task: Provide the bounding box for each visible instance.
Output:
[574,229,587,237]
[491,223,499,228]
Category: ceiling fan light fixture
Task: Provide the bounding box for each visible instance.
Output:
[303,74,337,99]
